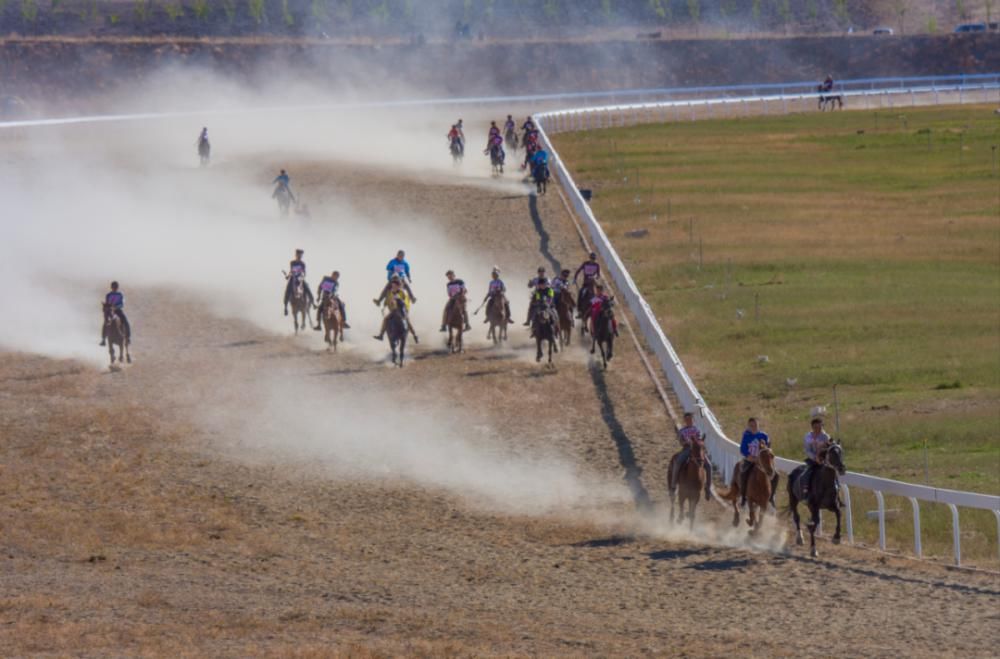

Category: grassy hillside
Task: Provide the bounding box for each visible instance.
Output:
[554,105,1000,562]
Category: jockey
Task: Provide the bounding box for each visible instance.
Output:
[523,266,548,326]
[801,418,832,496]
[738,417,770,508]
[521,116,535,133]
[670,411,713,501]
[272,169,292,195]
[588,283,619,337]
[503,115,516,135]
[284,249,314,316]
[482,267,512,324]
[821,75,834,92]
[447,124,461,147]
[373,276,419,343]
[551,268,572,306]
[196,127,208,145]
[313,270,350,331]
[527,277,555,336]
[574,252,602,313]
[488,120,500,138]
[375,250,416,305]
[100,280,131,345]
[440,270,471,332]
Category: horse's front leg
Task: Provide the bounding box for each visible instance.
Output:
[791,499,804,546]
[108,341,116,365]
[832,504,842,545]
[124,338,131,364]
[808,504,820,557]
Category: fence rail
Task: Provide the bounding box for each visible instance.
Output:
[534,76,1000,567]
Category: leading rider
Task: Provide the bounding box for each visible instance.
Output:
[100,280,131,346]
[283,248,314,315]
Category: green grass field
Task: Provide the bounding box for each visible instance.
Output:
[554,105,1000,564]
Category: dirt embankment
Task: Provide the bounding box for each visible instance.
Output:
[2,34,996,113]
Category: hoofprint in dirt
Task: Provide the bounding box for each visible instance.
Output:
[2,152,998,656]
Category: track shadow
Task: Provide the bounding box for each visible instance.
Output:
[687,557,754,572]
[573,535,634,548]
[311,367,367,377]
[465,370,502,378]
[528,193,561,274]
[647,548,713,561]
[589,364,652,510]
[221,340,263,348]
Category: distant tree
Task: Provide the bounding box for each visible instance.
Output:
[832,0,849,28]
[647,0,670,21]
[687,0,700,31]
[20,0,38,22]
[894,0,908,34]
[986,0,996,23]
[774,0,791,34]
[751,0,762,27]
[221,0,237,22]
[192,0,210,21]
[805,0,818,24]
[601,0,612,19]
[370,0,389,22]
[247,0,265,24]
[133,0,151,21]
[163,1,184,21]
[955,0,970,19]
[281,0,293,25]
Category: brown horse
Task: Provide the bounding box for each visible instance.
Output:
[669,439,707,528]
[576,280,595,336]
[719,447,776,533]
[321,297,343,352]
[102,302,131,367]
[555,289,575,347]
[445,293,466,354]
[485,292,508,345]
[787,443,846,558]
[289,277,313,335]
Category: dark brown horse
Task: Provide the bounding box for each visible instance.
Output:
[787,442,846,558]
[589,296,615,369]
[531,302,558,365]
[445,293,466,354]
[289,277,312,335]
[720,447,776,533]
[102,302,131,367]
[321,297,343,352]
[669,439,707,528]
[576,280,595,336]
[555,289,575,347]
[485,292,508,345]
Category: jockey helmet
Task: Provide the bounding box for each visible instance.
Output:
[332,270,339,277]
[589,252,597,259]
[295,249,304,256]
[537,266,545,273]
[445,270,455,277]
[397,249,405,258]
[491,266,500,275]
[110,281,119,289]
[561,268,570,275]
[280,169,287,175]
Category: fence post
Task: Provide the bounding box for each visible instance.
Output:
[949,503,961,566]
[842,484,854,544]
[994,510,1000,562]
[874,490,887,550]
[909,497,922,558]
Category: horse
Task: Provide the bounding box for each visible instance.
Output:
[289,276,312,334]
[504,128,519,153]
[554,289,575,347]
[321,297,343,352]
[532,161,550,195]
[787,442,847,558]
[275,186,292,217]
[531,302,558,365]
[817,86,844,111]
[385,305,409,367]
[576,280,595,335]
[197,137,210,166]
[589,296,615,369]
[485,292,508,345]
[719,446,777,533]
[668,439,708,529]
[450,138,463,165]
[445,293,465,354]
[489,143,505,176]
[102,302,131,367]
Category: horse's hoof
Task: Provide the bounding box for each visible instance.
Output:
[126,357,132,364]
[832,536,842,545]
[796,535,804,546]
[810,548,818,558]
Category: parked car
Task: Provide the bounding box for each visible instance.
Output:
[954,23,988,33]
[872,27,894,35]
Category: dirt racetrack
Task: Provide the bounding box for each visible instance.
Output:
[1,118,999,657]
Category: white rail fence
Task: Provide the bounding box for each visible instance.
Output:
[3,74,998,565]
[534,77,1000,567]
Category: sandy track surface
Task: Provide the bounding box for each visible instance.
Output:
[2,152,998,657]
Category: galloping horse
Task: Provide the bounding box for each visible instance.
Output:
[197,137,211,166]
[532,160,550,195]
[554,290,575,347]
[489,143,505,176]
[445,293,466,354]
[817,86,843,111]
[321,297,344,352]
[275,186,293,217]
[289,276,312,334]
[102,302,131,367]
[577,281,595,336]
[504,128,519,153]
[450,138,463,165]
[485,292,508,345]
[787,442,847,557]
[669,439,707,528]
[720,446,777,533]
[589,296,615,369]
[385,305,409,367]
[531,302,558,365]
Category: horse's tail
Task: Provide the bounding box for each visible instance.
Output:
[717,485,739,502]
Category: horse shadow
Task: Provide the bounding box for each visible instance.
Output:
[647,548,713,561]
[590,364,652,510]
